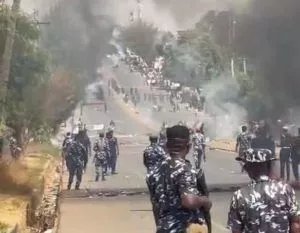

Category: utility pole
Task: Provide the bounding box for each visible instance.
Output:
[229,7,236,79]
[243,58,247,75]
[137,0,142,21]
[0,0,21,119]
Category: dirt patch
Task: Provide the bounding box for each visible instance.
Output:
[0,142,60,231]
[208,139,236,152]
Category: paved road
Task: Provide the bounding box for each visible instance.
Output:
[61,86,250,192]
[58,64,289,233]
[59,191,300,233]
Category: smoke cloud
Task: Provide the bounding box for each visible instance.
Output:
[202,77,247,139]
[236,0,300,119]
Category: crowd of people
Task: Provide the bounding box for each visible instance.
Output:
[235,122,300,185]
[61,122,119,190]
[143,121,300,233]
[113,48,205,112]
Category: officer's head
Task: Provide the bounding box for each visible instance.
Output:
[77,130,85,139]
[149,134,158,144]
[236,148,276,180]
[195,123,204,133]
[106,128,113,137]
[282,126,288,134]
[166,125,191,159]
[241,125,247,132]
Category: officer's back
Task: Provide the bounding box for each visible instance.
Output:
[251,129,275,155]
[147,125,211,233]
[66,139,86,167]
[143,135,166,173]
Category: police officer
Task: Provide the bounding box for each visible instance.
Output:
[227,148,300,233]
[292,128,300,184]
[147,125,211,233]
[62,132,73,171]
[251,126,275,156]
[236,125,251,173]
[235,126,251,159]
[158,122,167,149]
[143,134,166,173]
[93,132,109,181]
[192,123,206,169]
[76,129,91,171]
[280,126,293,181]
[65,134,86,190]
[196,167,211,233]
[106,128,119,174]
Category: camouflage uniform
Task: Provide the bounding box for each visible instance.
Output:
[76,132,91,170]
[93,138,110,181]
[65,140,86,190]
[62,136,73,171]
[192,132,206,169]
[147,157,205,232]
[143,143,167,173]
[236,132,251,158]
[292,135,300,181]
[228,148,300,233]
[106,136,119,174]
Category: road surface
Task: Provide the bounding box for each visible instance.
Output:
[58,64,251,233]
[61,88,250,193]
[59,191,300,233]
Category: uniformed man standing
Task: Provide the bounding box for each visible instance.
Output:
[65,134,86,190]
[227,148,300,233]
[62,132,73,171]
[251,126,275,156]
[147,125,212,233]
[292,128,300,184]
[93,132,109,181]
[143,134,167,173]
[76,129,91,171]
[280,126,293,181]
[106,128,119,174]
[235,125,251,159]
[158,123,167,149]
[192,123,206,169]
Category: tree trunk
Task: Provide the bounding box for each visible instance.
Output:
[14,125,24,149]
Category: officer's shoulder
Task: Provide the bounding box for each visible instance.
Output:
[272,179,294,192]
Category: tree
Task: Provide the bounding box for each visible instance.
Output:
[44,71,84,130]
[0,1,21,118]
[163,33,225,87]
[41,0,115,82]
[1,11,49,145]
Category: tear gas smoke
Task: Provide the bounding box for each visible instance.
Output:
[39,0,248,138]
[237,0,300,119]
[202,77,247,139]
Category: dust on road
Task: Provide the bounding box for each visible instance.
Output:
[58,194,229,233]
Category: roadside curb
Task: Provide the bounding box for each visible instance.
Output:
[60,183,247,199]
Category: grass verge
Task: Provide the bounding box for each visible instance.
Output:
[0,142,60,232]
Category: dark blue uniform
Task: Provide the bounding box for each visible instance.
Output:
[147,157,205,232]
[93,138,110,181]
[106,137,119,174]
[143,143,167,173]
[66,140,86,190]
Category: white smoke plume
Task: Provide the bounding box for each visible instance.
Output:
[202,77,247,139]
